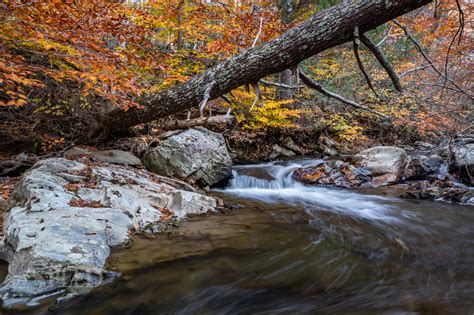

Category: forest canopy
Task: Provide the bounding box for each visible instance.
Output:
[0,0,472,147]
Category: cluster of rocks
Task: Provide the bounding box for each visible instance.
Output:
[1,126,473,308]
[293,143,474,204]
[0,127,233,308]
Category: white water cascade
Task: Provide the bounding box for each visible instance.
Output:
[221,160,399,222]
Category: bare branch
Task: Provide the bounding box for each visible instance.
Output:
[252,17,264,48]
[393,20,473,100]
[249,82,263,111]
[360,33,403,92]
[260,79,303,89]
[400,65,430,78]
[353,26,379,97]
[376,24,393,47]
[199,80,217,117]
[298,68,389,119]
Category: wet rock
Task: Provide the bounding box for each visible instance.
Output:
[404,156,430,180]
[142,127,232,187]
[401,181,474,204]
[0,158,219,306]
[372,173,399,187]
[323,147,339,157]
[423,154,445,174]
[355,146,407,182]
[293,162,371,188]
[282,137,305,155]
[452,143,474,185]
[269,144,296,159]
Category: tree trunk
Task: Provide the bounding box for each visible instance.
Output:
[276,69,294,101]
[104,0,431,133]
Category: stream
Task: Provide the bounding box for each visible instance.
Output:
[9,159,474,314]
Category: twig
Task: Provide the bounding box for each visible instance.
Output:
[298,68,389,119]
[360,33,403,92]
[353,26,379,97]
[252,17,264,48]
[249,82,263,111]
[400,64,429,78]
[260,79,303,89]
[199,80,217,117]
[376,24,393,47]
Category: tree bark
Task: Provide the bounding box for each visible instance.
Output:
[276,69,294,100]
[359,34,403,92]
[104,0,431,133]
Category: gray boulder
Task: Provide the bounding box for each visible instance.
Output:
[0,158,218,307]
[452,143,474,184]
[143,127,232,187]
[403,154,444,180]
[355,146,407,185]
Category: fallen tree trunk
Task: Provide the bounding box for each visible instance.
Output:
[104,0,431,133]
[161,115,235,131]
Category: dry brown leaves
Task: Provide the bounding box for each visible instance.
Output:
[68,197,102,208]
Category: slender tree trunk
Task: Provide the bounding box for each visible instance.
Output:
[176,0,185,50]
[103,0,431,133]
[276,69,293,100]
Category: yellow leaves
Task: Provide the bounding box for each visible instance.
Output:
[39,134,65,153]
[308,58,341,80]
[229,88,302,130]
[322,113,366,142]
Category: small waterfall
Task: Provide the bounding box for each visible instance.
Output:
[228,160,322,190]
[220,159,398,222]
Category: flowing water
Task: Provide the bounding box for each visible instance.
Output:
[7,159,474,314]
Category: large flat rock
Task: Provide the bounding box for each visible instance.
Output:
[0,158,218,307]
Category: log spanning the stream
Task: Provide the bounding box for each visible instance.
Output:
[103,0,432,133]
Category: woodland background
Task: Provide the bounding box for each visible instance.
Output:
[0,0,472,154]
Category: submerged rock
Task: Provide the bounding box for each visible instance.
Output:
[143,127,232,187]
[0,158,219,307]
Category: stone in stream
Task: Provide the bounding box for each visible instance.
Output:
[400,181,474,204]
[0,158,219,307]
[142,127,232,187]
[292,161,372,188]
[355,146,408,186]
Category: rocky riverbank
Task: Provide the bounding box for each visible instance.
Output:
[0,156,222,308]
[292,142,474,204]
[0,127,472,309]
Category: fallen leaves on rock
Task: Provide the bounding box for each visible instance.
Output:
[68,197,103,208]
[159,207,172,221]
